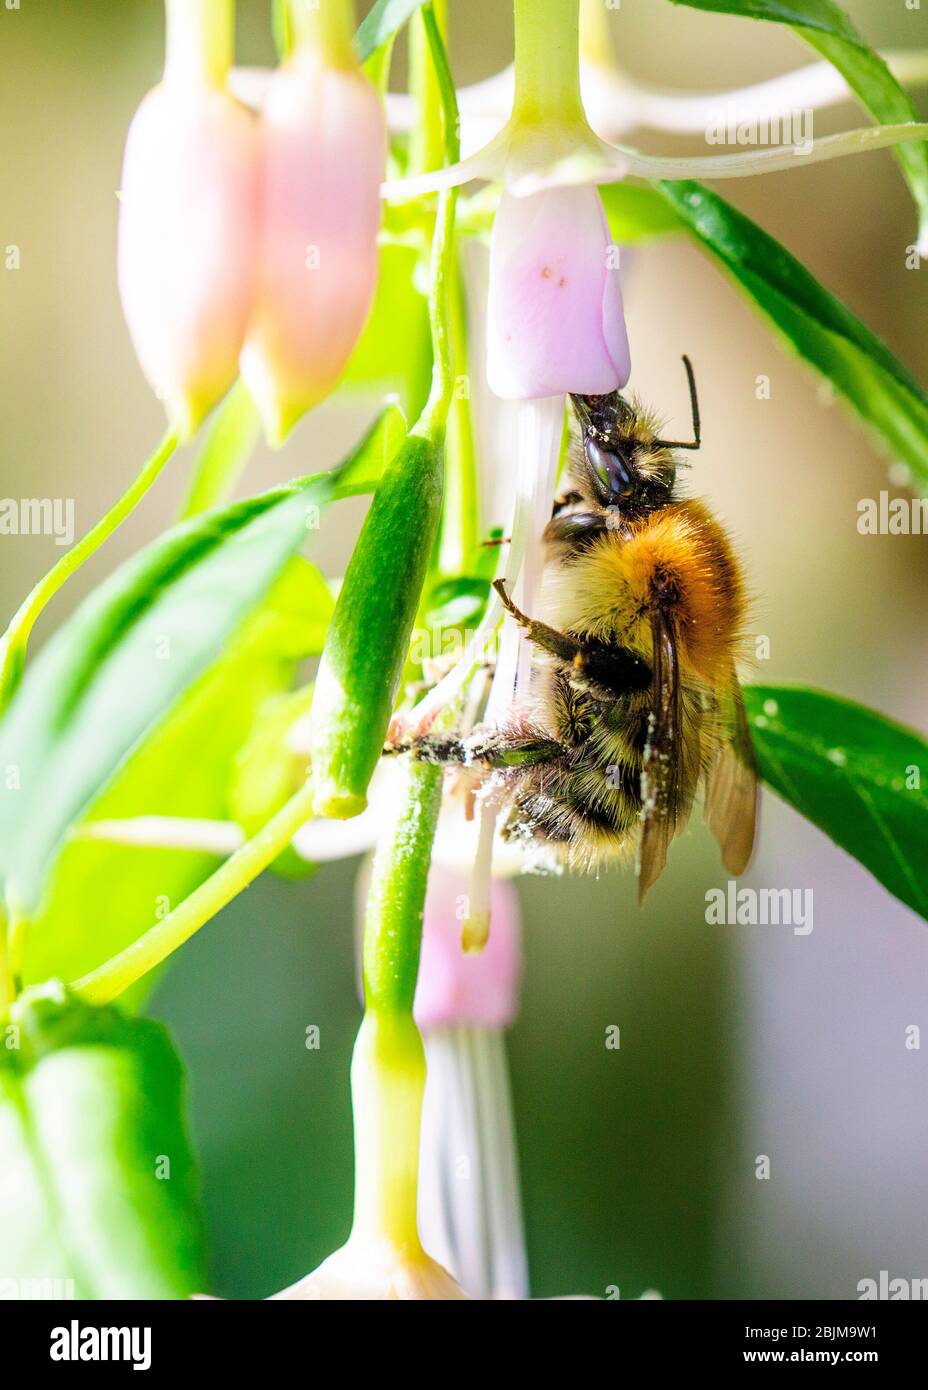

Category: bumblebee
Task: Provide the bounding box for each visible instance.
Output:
[401,358,758,901]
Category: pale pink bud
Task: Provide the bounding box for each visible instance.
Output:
[240,52,386,445]
[486,185,631,400]
[414,867,522,1031]
[117,84,259,439]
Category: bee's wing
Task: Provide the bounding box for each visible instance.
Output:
[637,608,700,903]
[704,681,758,876]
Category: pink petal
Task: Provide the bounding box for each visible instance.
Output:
[118,84,259,439]
[240,54,386,444]
[486,185,630,400]
[414,866,522,1031]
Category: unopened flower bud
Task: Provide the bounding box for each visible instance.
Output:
[117,2,259,439]
[486,184,631,400]
[240,46,386,445]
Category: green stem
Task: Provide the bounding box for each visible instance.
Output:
[288,0,356,69]
[0,431,178,715]
[407,1,448,178]
[353,758,442,1246]
[0,904,11,1013]
[68,779,316,1005]
[439,256,479,574]
[512,0,583,123]
[362,761,442,1014]
[178,380,260,519]
[350,1010,427,1250]
[413,3,461,441]
[164,0,233,86]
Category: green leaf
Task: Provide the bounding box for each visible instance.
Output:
[179,381,261,520]
[20,561,332,991]
[601,181,687,242]
[341,244,432,417]
[669,0,928,245]
[228,683,317,880]
[654,180,928,485]
[422,575,490,632]
[355,0,427,64]
[0,985,205,1298]
[0,405,405,927]
[670,0,859,44]
[745,685,928,921]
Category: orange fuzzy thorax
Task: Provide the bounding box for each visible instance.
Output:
[542,499,747,688]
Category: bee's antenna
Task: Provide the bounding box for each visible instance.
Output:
[655,355,701,452]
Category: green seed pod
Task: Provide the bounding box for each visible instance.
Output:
[310,429,443,817]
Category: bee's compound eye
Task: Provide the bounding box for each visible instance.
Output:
[585,437,633,501]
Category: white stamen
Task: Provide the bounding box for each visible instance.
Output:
[484,395,564,724]
[418,1025,529,1300]
[403,431,537,734]
[473,1027,529,1300]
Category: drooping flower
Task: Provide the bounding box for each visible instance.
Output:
[414,866,522,1031]
[239,14,385,445]
[117,1,259,440]
[416,867,529,1300]
[486,184,630,400]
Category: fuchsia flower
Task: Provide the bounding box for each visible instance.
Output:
[240,47,385,445]
[117,6,259,440]
[415,868,522,1031]
[416,867,529,1300]
[486,184,630,400]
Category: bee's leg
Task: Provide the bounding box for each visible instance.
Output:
[493,579,583,662]
[468,734,565,769]
[542,510,607,550]
[384,730,564,770]
[493,579,651,699]
[551,489,584,517]
[383,734,471,765]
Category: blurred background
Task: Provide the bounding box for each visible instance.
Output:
[2,0,927,1299]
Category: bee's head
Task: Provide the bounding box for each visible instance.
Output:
[569,391,677,517]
